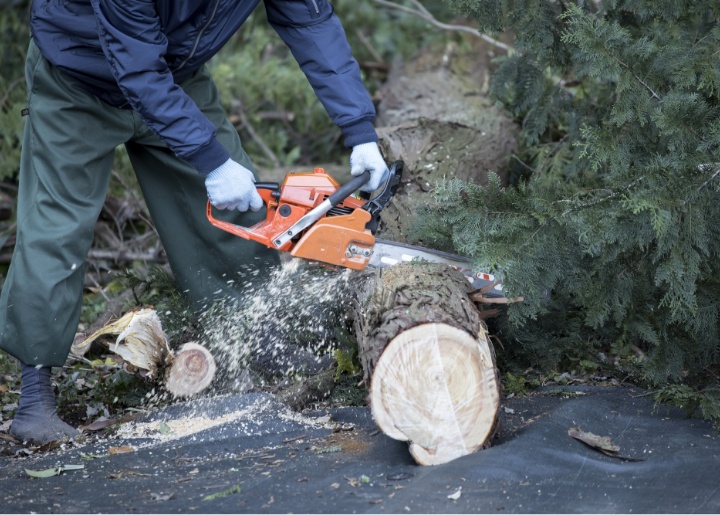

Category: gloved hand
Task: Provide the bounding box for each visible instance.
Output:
[205,158,263,212]
[350,142,390,193]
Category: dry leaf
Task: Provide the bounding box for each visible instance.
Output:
[150,492,174,501]
[568,427,620,453]
[109,470,151,479]
[203,484,241,501]
[108,445,136,455]
[568,427,644,461]
[79,412,139,432]
[25,464,84,478]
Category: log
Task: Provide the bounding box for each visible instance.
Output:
[164,342,217,398]
[71,308,217,398]
[353,262,500,466]
[374,41,518,244]
[71,308,171,378]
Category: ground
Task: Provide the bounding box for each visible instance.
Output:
[1,386,718,514]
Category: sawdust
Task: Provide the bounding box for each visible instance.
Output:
[200,258,355,385]
[112,396,332,444]
[114,408,252,441]
[95,260,353,448]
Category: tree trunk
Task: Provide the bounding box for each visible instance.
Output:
[352,263,500,466]
[374,40,518,245]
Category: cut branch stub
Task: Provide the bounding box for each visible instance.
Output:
[164,342,217,398]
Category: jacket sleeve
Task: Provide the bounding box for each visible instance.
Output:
[90,0,229,175]
[264,0,378,148]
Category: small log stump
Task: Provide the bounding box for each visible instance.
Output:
[353,263,500,466]
[72,309,217,398]
[165,342,217,398]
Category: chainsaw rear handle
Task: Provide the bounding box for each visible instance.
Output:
[361,161,403,216]
[205,182,281,242]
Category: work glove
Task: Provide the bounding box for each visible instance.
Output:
[205,158,263,212]
[350,142,390,193]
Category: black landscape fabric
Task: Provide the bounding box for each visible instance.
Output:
[1,387,718,514]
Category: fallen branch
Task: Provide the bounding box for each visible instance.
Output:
[229,99,280,168]
[371,0,512,52]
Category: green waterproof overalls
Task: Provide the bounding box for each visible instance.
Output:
[0,40,278,366]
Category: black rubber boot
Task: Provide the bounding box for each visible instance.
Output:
[9,364,79,445]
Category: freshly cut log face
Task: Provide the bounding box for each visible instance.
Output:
[164,342,217,398]
[369,323,499,466]
[354,263,500,466]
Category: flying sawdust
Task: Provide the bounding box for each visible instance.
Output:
[200,258,355,387]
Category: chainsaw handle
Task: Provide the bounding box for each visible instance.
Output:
[327,170,370,207]
[255,182,281,198]
[205,185,278,242]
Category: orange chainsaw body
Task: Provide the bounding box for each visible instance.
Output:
[206,168,376,270]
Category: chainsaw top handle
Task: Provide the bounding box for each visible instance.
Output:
[327,170,370,206]
[254,182,281,198]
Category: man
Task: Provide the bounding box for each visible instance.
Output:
[0,0,389,445]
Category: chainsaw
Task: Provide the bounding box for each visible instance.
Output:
[206,161,504,298]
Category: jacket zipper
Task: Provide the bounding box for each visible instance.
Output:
[310,0,319,14]
[173,0,221,72]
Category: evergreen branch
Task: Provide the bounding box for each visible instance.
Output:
[516,221,549,252]
[607,52,662,101]
[682,164,720,207]
[370,0,513,52]
[695,164,720,193]
[555,177,646,215]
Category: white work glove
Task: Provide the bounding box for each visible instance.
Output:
[350,142,390,193]
[205,158,263,212]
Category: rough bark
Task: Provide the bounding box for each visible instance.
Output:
[352,262,500,466]
[374,40,519,244]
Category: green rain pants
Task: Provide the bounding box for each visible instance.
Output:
[0,40,278,366]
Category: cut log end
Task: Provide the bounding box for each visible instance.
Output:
[164,342,217,398]
[369,323,500,466]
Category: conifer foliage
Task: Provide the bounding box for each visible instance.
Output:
[428,0,720,382]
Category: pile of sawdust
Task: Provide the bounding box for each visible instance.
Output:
[112,396,330,444]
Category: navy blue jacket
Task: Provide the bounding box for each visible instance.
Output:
[30,0,378,175]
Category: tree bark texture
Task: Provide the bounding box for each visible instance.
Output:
[374,40,518,244]
[352,262,500,465]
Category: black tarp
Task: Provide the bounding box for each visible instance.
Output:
[1,386,718,513]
